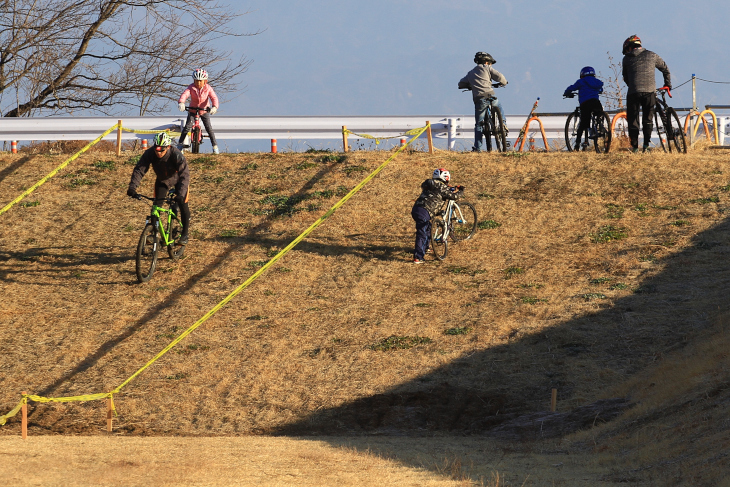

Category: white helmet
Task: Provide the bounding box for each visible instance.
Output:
[192,69,208,81]
[433,168,450,183]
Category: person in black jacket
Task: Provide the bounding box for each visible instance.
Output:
[127,132,191,244]
[622,35,671,152]
[411,168,462,263]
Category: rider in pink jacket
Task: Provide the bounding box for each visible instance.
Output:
[178,68,220,154]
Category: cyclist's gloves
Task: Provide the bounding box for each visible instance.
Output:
[178,103,186,112]
[210,106,218,115]
[127,187,138,199]
[563,91,574,98]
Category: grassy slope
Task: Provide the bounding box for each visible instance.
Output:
[0,148,729,485]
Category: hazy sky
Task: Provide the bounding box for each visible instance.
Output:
[225,0,730,118]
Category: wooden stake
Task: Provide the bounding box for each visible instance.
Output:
[426,121,434,154]
[107,397,113,432]
[342,126,349,153]
[116,120,123,156]
[551,388,557,412]
[21,391,27,439]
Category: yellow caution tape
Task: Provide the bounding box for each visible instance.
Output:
[121,126,182,137]
[0,124,119,216]
[0,124,429,426]
[343,127,427,145]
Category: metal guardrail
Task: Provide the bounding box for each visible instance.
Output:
[0,115,575,149]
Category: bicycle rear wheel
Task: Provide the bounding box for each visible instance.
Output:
[593,112,612,153]
[166,212,186,260]
[191,126,201,154]
[449,202,478,242]
[136,224,158,283]
[430,216,448,261]
[565,111,580,151]
[666,108,687,153]
[482,115,493,152]
[491,107,507,152]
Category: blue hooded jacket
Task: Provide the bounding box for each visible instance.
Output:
[564,76,604,104]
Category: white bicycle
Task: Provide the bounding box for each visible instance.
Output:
[430,191,478,260]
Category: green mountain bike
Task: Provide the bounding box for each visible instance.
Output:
[133,190,186,283]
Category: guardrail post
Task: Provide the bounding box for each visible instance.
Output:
[342,126,349,153]
[21,391,27,439]
[447,118,456,151]
[116,120,122,156]
[426,121,434,154]
[399,137,406,148]
[11,140,17,153]
[271,139,277,153]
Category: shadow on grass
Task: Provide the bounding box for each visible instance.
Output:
[266,216,730,480]
[30,162,342,407]
[0,155,34,185]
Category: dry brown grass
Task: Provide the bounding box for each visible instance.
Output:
[1,146,730,485]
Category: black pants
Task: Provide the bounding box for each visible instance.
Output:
[576,98,603,148]
[154,180,190,236]
[627,92,656,148]
[179,111,217,146]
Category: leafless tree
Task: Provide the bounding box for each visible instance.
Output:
[0,0,258,117]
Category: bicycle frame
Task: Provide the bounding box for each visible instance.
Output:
[185,106,210,153]
[139,193,181,246]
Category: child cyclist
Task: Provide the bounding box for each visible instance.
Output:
[178,68,220,154]
[563,66,604,151]
[411,168,463,264]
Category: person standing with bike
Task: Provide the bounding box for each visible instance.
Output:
[458,52,508,152]
[127,132,191,245]
[622,35,671,153]
[563,66,604,152]
[178,68,220,154]
[411,168,462,264]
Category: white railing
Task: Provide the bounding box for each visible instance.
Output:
[0,115,573,149]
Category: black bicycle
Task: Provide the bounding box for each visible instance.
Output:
[461,84,507,152]
[564,93,612,153]
[653,87,687,153]
[133,189,186,283]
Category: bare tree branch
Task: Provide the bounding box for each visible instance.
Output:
[0,0,258,116]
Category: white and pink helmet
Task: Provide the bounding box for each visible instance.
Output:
[192,69,208,81]
[432,168,450,183]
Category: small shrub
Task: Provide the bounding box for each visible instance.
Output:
[253,187,278,195]
[581,293,606,300]
[319,154,347,163]
[295,162,318,170]
[478,220,501,230]
[68,177,96,188]
[248,260,268,268]
[93,160,115,170]
[125,155,141,165]
[521,296,547,304]
[670,220,690,227]
[503,266,524,279]
[610,283,629,290]
[369,335,432,351]
[689,196,719,204]
[20,201,40,208]
[220,229,239,238]
[589,277,612,285]
[605,203,624,219]
[444,326,472,335]
[343,165,368,175]
[590,225,628,243]
[477,193,495,199]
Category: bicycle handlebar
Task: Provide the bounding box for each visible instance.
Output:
[658,86,672,98]
[185,106,212,114]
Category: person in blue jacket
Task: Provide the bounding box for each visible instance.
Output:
[564,66,604,151]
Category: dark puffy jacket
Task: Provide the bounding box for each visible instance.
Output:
[414,178,460,215]
[622,48,671,95]
[128,146,190,196]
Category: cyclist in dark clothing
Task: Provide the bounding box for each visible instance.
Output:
[622,35,671,152]
[127,132,191,244]
[411,168,462,264]
[564,66,605,151]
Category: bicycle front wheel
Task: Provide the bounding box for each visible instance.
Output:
[191,126,201,154]
[565,111,580,151]
[593,112,612,153]
[654,109,668,152]
[166,214,186,260]
[449,202,478,242]
[666,108,687,153]
[136,224,158,283]
[430,216,448,261]
[491,107,507,152]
